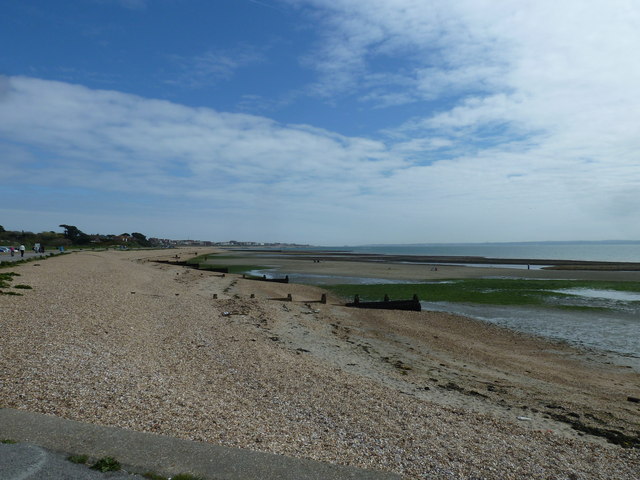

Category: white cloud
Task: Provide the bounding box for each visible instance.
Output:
[0,76,403,236]
[3,0,640,242]
[2,67,640,243]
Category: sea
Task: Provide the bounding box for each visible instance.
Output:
[276,242,640,370]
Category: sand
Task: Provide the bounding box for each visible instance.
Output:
[1,248,639,479]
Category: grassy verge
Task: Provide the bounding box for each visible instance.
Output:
[325,278,640,310]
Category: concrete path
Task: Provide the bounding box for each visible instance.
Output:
[0,409,403,480]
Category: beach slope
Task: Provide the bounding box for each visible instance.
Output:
[1,249,638,479]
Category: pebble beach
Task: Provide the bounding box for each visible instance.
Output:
[1,248,639,479]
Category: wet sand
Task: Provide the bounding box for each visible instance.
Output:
[1,248,639,479]
[205,248,640,281]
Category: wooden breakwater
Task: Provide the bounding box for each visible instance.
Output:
[152,260,229,274]
[346,294,421,312]
[242,274,289,284]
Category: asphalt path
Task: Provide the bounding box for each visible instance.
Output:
[1,442,146,480]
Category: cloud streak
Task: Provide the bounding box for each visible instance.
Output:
[167,46,267,89]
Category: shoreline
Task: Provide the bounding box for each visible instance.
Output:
[206,248,640,282]
[204,248,640,443]
[214,248,640,372]
[1,248,639,479]
[232,248,640,270]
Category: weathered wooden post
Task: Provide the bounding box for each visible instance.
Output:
[354,294,360,305]
[320,293,327,304]
[287,293,292,302]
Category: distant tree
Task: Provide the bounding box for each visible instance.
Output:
[59,224,91,245]
[131,232,151,247]
[0,225,4,233]
[39,231,65,246]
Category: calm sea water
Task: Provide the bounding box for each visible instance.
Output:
[313,242,640,263]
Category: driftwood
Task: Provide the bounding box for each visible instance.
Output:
[346,294,421,312]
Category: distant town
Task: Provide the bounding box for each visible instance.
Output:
[149,238,311,248]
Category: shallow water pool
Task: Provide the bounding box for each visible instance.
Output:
[551,288,640,302]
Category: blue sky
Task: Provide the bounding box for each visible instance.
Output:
[1,0,640,245]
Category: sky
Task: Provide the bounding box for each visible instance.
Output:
[1,0,640,245]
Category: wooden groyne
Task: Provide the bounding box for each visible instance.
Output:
[152,260,228,273]
[346,294,421,312]
[242,274,289,284]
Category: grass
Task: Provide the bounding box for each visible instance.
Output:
[67,454,89,464]
[90,456,121,472]
[1,272,24,295]
[325,278,640,310]
[65,453,203,480]
[0,271,20,287]
[1,439,17,444]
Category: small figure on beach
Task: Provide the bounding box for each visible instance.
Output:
[19,244,25,258]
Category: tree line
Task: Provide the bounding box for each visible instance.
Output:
[0,224,153,248]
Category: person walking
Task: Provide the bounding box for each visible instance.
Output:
[19,244,25,258]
